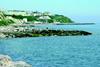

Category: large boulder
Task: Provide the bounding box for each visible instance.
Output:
[0,55,12,67]
[0,54,32,67]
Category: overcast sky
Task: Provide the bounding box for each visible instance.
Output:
[0,0,100,22]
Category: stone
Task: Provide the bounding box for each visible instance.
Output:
[13,61,31,67]
[0,54,32,67]
[0,33,6,38]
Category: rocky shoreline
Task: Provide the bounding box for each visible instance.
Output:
[0,54,31,67]
[0,29,92,38]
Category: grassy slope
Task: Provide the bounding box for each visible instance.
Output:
[0,19,14,26]
[5,14,73,23]
[49,14,73,23]
[0,12,15,26]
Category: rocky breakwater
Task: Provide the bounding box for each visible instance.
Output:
[31,29,92,36]
[0,54,32,67]
[4,29,92,38]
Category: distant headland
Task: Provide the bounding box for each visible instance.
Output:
[0,10,73,26]
[0,9,92,38]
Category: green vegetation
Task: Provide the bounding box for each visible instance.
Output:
[0,19,14,26]
[12,15,37,21]
[0,12,15,26]
[0,10,74,26]
[5,14,73,23]
[50,14,73,23]
[5,15,37,22]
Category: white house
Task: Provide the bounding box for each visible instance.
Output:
[54,22,60,24]
[34,21,42,24]
[23,18,27,22]
[31,11,42,16]
[38,16,51,20]
[4,10,30,16]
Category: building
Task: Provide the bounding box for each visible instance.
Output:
[31,11,42,16]
[4,10,31,16]
[34,21,42,24]
[38,16,51,23]
[23,18,28,22]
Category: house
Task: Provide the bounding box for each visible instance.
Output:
[23,18,27,22]
[34,21,42,24]
[38,16,51,23]
[38,16,51,20]
[54,22,60,24]
[4,10,30,16]
[31,11,42,16]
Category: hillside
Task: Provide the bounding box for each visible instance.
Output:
[0,11,15,26]
[4,11,73,23]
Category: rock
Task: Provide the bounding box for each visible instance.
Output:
[0,55,13,67]
[13,61,31,67]
[0,54,32,67]
[0,33,6,38]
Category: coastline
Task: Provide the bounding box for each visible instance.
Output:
[0,23,93,38]
[0,54,31,67]
[0,29,92,38]
[54,23,95,25]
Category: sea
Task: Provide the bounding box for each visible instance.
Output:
[0,23,100,67]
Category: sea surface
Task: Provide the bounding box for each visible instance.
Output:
[0,23,100,67]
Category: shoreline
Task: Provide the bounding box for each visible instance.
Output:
[0,54,31,67]
[0,23,93,38]
[54,23,95,25]
[1,29,92,38]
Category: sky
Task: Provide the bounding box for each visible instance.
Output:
[0,0,100,22]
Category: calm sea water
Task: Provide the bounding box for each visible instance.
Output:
[0,23,100,67]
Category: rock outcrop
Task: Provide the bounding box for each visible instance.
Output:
[4,29,92,38]
[0,33,6,38]
[0,54,32,67]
